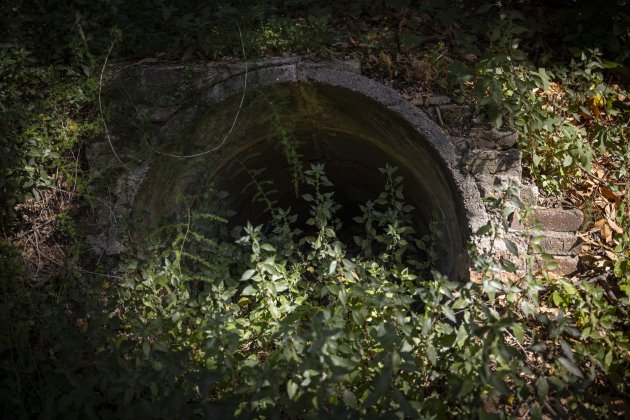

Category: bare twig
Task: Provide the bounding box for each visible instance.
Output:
[98,36,127,170]
[435,106,444,126]
[504,328,528,358]
[543,401,558,417]
[49,187,118,223]
[154,21,248,159]
[78,269,122,280]
[591,273,629,317]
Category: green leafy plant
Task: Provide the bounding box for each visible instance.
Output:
[1,1,628,418]
[0,165,610,417]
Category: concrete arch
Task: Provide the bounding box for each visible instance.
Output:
[103,58,487,280]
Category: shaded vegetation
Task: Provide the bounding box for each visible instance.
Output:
[1,0,629,418]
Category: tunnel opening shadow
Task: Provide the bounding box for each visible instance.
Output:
[215,130,439,265]
[132,81,472,280]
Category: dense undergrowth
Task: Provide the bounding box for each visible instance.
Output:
[1,0,629,417]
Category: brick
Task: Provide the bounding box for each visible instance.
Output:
[533,208,583,232]
[532,255,579,275]
[535,232,582,255]
[553,256,580,275]
[510,208,584,232]
[510,208,583,232]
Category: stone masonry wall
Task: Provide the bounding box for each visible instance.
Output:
[423,96,583,275]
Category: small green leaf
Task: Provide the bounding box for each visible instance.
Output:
[604,350,613,369]
[562,154,573,167]
[536,376,548,400]
[343,389,358,408]
[260,243,276,252]
[329,354,354,369]
[268,303,280,319]
[531,402,543,420]
[442,307,456,323]
[455,325,468,348]
[504,239,519,256]
[558,357,583,378]
[500,257,517,273]
[476,221,492,236]
[241,269,256,281]
[477,3,493,13]
[241,285,257,296]
[287,380,298,399]
[328,260,337,275]
[426,345,437,364]
[512,323,525,344]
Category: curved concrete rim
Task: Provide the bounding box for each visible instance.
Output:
[134,58,488,278]
[188,60,487,224]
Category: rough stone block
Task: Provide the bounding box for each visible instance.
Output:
[510,208,583,232]
[532,255,579,275]
[465,149,522,179]
[86,141,123,174]
[159,106,198,138]
[536,232,582,255]
[553,256,580,275]
[424,95,451,106]
[533,208,583,232]
[141,65,186,87]
[252,64,298,85]
[519,181,539,207]
[449,136,469,154]
[438,104,473,125]
[475,174,520,198]
[470,127,518,149]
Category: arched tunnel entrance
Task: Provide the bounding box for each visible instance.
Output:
[126,62,484,280]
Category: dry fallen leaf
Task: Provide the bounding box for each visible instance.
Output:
[608,218,623,234]
[379,52,394,79]
[601,185,621,205]
[602,223,612,243]
[604,250,618,261]
[411,59,433,80]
